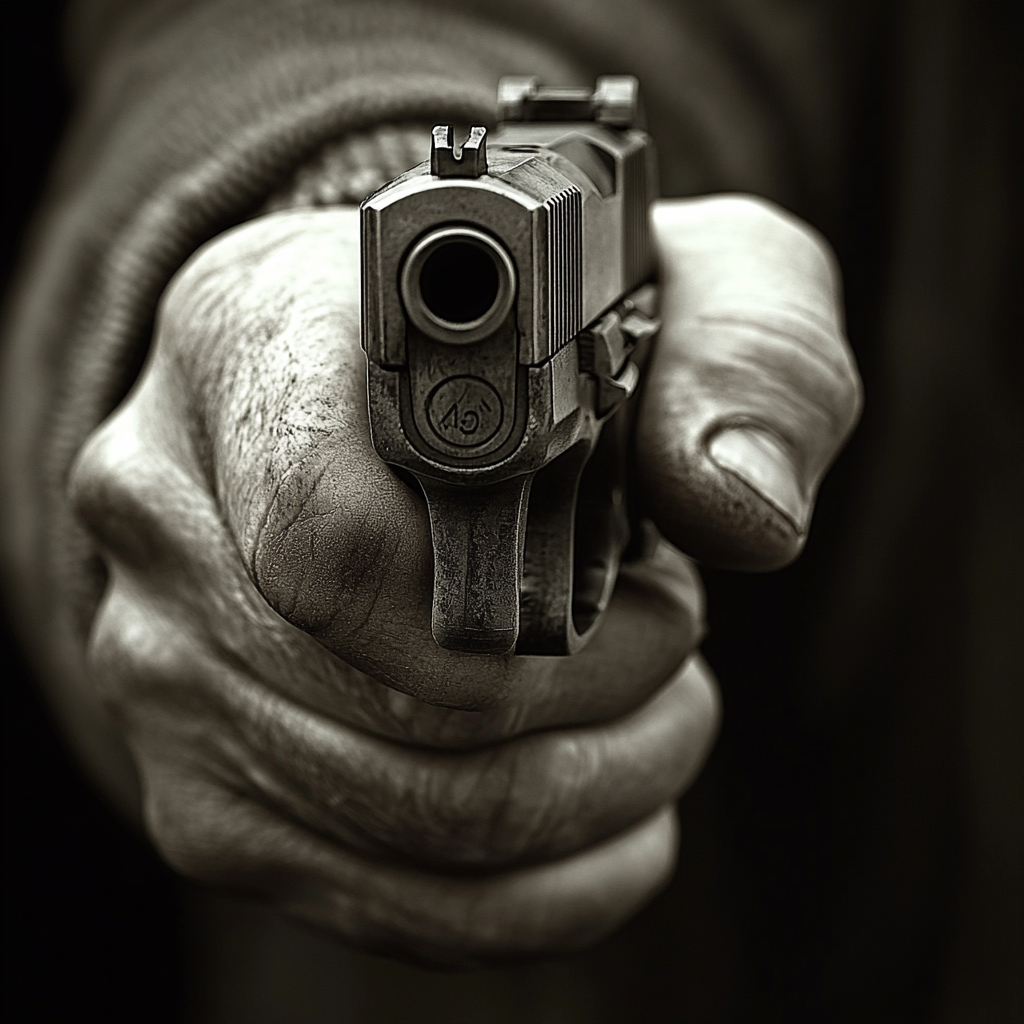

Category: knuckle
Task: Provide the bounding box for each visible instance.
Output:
[711,191,794,227]
[68,413,139,533]
[661,191,822,246]
[433,738,602,866]
[779,329,860,440]
[88,586,201,708]
[365,752,498,864]
[370,748,551,869]
[837,352,865,427]
[88,592,149,706]
[390,663,706,870]
[69,410,179,566]
[669,193,843,303]
[716,193,838,268]
[87,603,253,884]
[700,308,861,444]
[504,739,592,850]
[143,777,238,882]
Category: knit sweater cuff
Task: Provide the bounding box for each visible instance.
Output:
[261,123,433,212]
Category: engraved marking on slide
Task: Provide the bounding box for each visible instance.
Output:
[427,377,504,448]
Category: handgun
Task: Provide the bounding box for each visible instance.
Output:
[361,76,659,656]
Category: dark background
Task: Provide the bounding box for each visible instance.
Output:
[1,4,182,1020]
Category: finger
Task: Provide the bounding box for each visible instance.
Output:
[140,767,680,967]
[343,543,706,746]
[249,657,717,871]
[638,195,862,570]
[90,569,718,868]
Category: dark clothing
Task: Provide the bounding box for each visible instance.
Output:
[2,0,1020,1019]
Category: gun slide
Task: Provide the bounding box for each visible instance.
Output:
[361,77,660,656]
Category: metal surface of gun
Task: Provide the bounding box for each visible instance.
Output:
[361,76,660,656]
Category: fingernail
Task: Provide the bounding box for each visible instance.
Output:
[707,427,808,532]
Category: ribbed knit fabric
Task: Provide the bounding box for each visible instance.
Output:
[261,123,433,212]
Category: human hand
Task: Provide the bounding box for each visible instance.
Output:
[69,194,858,965]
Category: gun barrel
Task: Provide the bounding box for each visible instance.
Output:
[400,226,517,345]
[360,76,659,656]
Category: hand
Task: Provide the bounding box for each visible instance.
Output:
[69,195,858,965]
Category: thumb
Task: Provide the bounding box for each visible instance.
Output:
[637,195,862,571]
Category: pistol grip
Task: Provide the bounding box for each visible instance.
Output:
[415,474,532,656]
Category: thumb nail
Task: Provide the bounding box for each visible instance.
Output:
[707,427,809,532]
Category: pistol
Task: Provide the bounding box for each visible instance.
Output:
[361,76,659,656]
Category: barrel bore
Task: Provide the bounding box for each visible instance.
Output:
[420,241,500,324]
[401,227,515,344]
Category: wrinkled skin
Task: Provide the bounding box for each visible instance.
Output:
[69,196,860,966]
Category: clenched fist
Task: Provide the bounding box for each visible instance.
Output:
[68,196,859,965]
